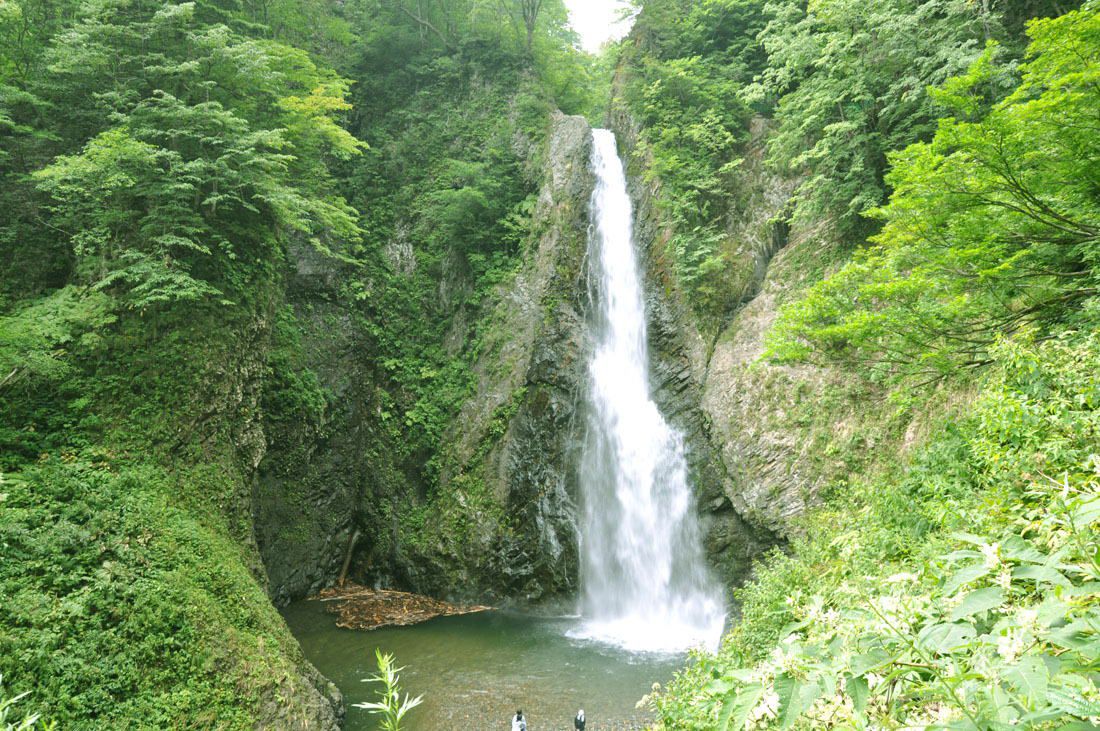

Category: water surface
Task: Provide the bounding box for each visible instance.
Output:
[284,600,686,731]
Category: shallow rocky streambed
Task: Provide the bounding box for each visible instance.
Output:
[283,599,688,730]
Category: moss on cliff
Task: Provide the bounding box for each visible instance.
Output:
[0,289,341,729]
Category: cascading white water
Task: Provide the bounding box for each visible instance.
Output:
[569,129,725,654]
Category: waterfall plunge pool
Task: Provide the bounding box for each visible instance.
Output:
[283,127,726,730]
[283,599,690,730]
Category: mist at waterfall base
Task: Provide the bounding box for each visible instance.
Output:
[568,129,725,655]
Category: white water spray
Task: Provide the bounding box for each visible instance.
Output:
[569,129,724,654]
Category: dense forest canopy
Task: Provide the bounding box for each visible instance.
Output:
[618,0,1085,330]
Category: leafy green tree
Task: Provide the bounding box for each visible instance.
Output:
[768,3,1100,383]
[0,0,84,299]
[28,0,362,309]
[496,0,545,53]
[757,0,989,237]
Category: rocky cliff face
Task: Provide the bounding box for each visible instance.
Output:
[607,91,894,548]
[253,113,596,607]
[698,215,900,539]
[252,239,367,606]
[404,112,595,603]
[606,103,783,585]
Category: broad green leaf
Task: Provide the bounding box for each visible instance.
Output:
[1062,582,1100,598]
[990,682,1017,724]
[846,674,870,715]
[1048,685,1100,718]
[724,669,758,684]
[1002,537,1045,563]
[1071,495,1100,526]
[718,683,764,731]
[945,563,991,594]
[950,587,1004,620]
[1004,656,1049,707]
[916,622,976,654]
[850,648,892,675]
[1049,621,1100,653]
[1037,597,1073,627]
[1013,564,1071,586]
[706,679,735,695]
[774,674,821,730]
[952,532,992,547]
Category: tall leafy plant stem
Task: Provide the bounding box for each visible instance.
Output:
[861,592,983,729]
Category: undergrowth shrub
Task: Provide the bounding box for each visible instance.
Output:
[650,332,1100,729]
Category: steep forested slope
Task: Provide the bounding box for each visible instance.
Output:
[0,0,597,726]
[0,0,363,725]
[609,1,1100,728]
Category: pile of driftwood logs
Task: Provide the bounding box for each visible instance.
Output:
[317,583,492,630]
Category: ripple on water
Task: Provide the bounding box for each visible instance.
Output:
[282,600,690,731]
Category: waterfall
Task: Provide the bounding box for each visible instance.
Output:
[569,129,724,654]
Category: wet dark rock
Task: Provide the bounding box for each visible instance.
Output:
[434,112,595,603]
[253,237,364,607]
[608,103,784,586]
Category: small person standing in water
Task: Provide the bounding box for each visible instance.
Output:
[511,709,527,731]
[574,708,586,730]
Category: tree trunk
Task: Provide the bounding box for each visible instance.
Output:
[338,529,361,587]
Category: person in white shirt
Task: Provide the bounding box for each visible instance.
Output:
[511,709,527,731]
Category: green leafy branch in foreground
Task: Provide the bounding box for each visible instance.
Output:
[0,676,53,731]
[353,650,423,731]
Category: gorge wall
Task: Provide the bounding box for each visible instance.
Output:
[254,94,801,612]
[603,67,924,554]
[607,100,785,582]
[253,110,597,606]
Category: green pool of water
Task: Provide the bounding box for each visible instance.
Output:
[283,600,688,731]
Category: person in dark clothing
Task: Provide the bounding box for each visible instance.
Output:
[574,709,585,730]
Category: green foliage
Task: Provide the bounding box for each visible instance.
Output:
[261,306,328,425]
[27,0,363,309]
[0,289,121,466]
[0,289,114,394]
[757,0,992,236]
[620,0,768,328]
[5,0,1090,728]
[0,455,315,729]
[352,650,423,731]
[620,0,1079,331]
[0,202,317,730]
[0,676,54,731]
[341,25,560,490]
[768,6,1100,383]
[652,331,1100,729]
